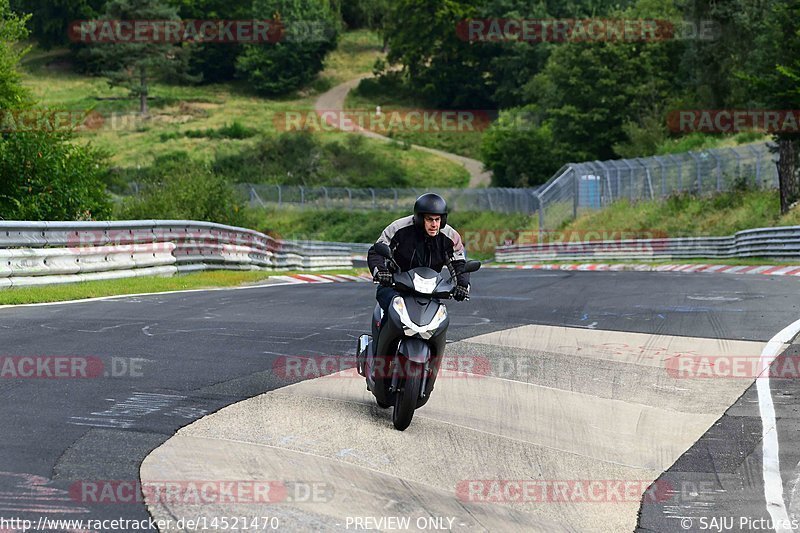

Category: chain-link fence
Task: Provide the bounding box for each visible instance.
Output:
[238,142,778,228]
[239,184,540,214]
[535,142,778,231]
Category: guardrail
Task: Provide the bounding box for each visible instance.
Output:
[0,221,353,288]
[495,226,800,263]
[287,240,372,259]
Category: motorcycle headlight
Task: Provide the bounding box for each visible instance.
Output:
[392,296,406,315]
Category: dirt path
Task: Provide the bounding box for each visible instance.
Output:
[314,75,492,188]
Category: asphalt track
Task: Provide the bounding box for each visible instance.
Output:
[1,269,800,532]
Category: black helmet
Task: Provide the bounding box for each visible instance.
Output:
[413,192,448,229]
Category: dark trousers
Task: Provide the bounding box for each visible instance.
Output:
[376,286,399,316]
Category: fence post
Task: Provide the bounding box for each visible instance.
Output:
[654,156,666,197]
[299,186,305,209]
[346,188,352,210]
[537,192,545,241]
[393,188,398,210]
[689,152,702,194]
[710,151,722,191]
[643,165,654,200]
[370,188,376,209]
[620,160,635,201]
[668,154,683,192]
[573,167,579,218]
[598,161,612,204]
[755,147,763,186]
[729,147,742,184]
[277,185,282,207]
[322,186,329,208]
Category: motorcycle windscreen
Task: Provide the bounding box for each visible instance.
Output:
[402,295,442,326]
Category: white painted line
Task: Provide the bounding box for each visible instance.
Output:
[757,317,800,532]
[0,280,302,309]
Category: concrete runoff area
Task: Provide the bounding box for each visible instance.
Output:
[141,324,774,532]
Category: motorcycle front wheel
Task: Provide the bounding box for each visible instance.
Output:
[392,360,423,431]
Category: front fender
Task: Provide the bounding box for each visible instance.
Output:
[398,338,431,364]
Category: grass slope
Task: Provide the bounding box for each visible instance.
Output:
[19,31,468,187]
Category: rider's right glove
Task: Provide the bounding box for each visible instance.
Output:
[374,268,393,287]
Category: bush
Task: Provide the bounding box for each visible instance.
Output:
[116,152,245,225]
[213,132,408,187]
[159,121,258,142]
[0,131,111,220]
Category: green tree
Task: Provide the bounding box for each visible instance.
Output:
[235,0,339,96]
[172,0,251,82]
[0,0,32,109]
[89,0,198,116]
[382,0,496,108]
[521,0,683,162]
[757,0,800,214]
[678,0,776,108]
[480,105,566,186]
[10,0,105,49]
[0,0,111,221]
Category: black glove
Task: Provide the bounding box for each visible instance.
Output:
[452,284,469,301]
[374,269,393,287]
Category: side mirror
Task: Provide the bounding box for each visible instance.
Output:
[464,260,481,273]
[374,242,393,259]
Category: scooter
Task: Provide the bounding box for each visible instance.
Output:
[356,242,481,431]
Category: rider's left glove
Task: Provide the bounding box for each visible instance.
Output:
[452,284,469,301]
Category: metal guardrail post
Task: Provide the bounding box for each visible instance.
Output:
[346,188,352,210]
[322,186,329,208]
[277,185,282,207]
[370,188,376,209]
[392,188,398,210]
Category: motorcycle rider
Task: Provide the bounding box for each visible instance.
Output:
[367,193,470,315]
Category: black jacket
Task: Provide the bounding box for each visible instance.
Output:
[367,215,469,287]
